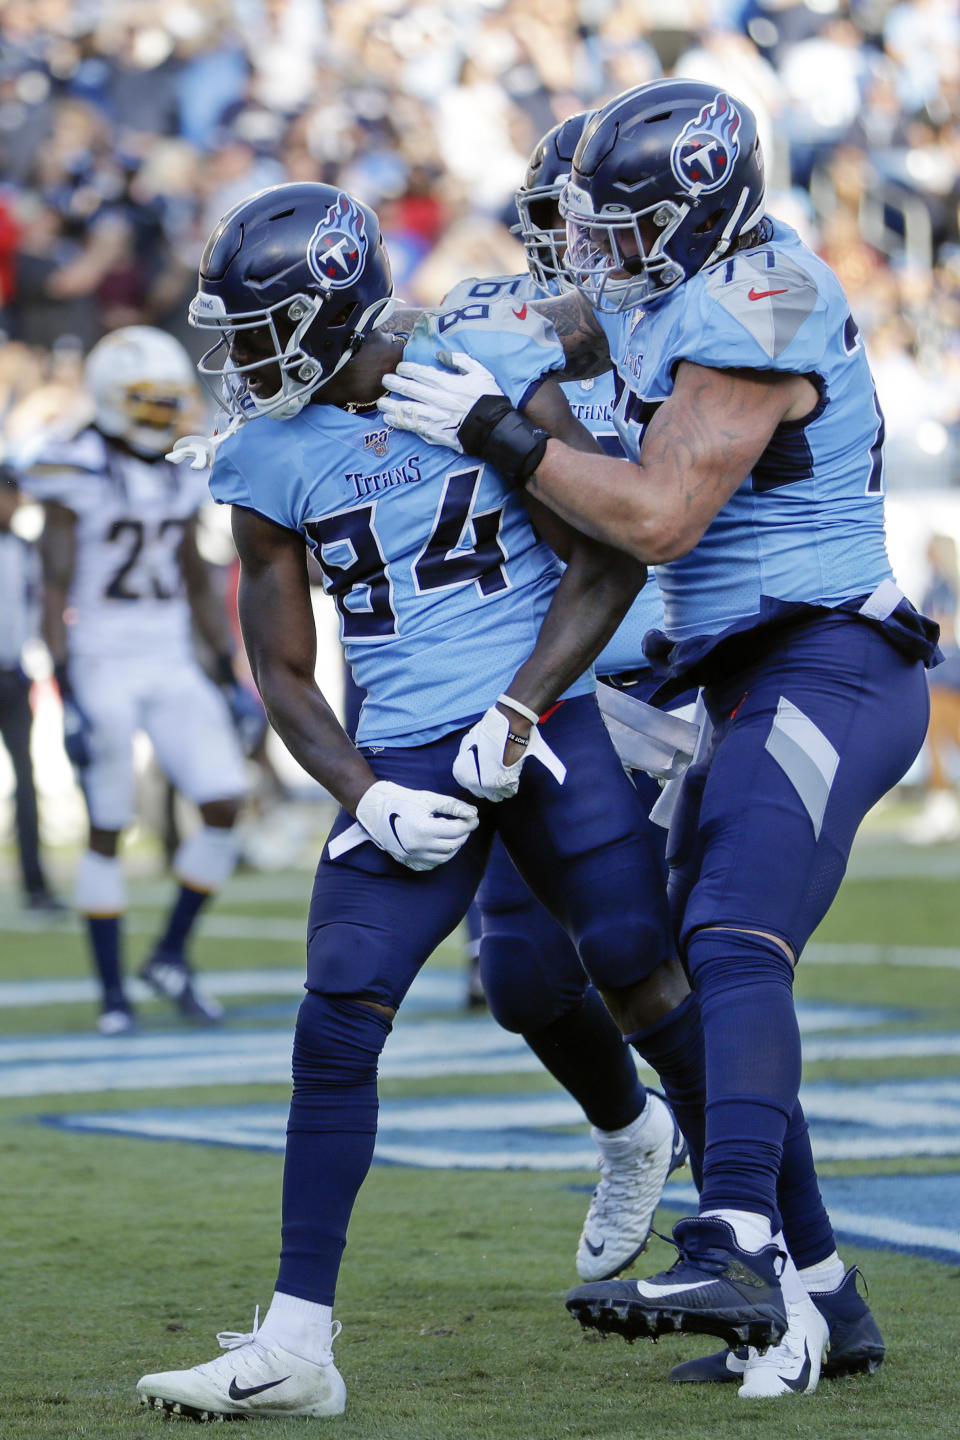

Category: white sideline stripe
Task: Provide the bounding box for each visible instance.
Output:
[804,943,960,970]
[48,1081,960,1167]
[0,968,462,1010]
[658,1183,960,1257]
[6,916,960,973]
[0,912,307,942]
[6,1020,960,1100]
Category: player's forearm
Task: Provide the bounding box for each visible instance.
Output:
[41,586,69,665]
[253,664,377,813]
[525,442,682,562]
[502,544,646,717]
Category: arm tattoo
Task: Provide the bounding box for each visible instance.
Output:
[383,307,423,338]
[530,291,609,380]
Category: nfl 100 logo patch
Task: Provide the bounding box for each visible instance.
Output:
[364,427,390,458]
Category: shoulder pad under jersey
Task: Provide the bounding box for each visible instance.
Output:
[408,295,565,410]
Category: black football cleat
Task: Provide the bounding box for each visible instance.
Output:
[567,1216,787,1350]
[670,1264,885,1383]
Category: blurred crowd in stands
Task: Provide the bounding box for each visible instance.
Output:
[0,0,958,485]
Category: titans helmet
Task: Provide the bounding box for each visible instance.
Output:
[560,80,766,312]
[515,110,595,288]
[189,182,394,422]
[84,326,197,457]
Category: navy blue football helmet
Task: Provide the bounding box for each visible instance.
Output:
[515,110,595,288]
[560,80,766,312]
[189,182,394,421]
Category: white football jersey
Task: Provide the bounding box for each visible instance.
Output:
[23,427,210,662]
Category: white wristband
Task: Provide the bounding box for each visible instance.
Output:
[497,693,540,726]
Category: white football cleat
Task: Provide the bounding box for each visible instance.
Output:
[97,1006,136,1037]
[738,1293,829,1398]
[137,1312,346,1420]
[576,1091,687,1281]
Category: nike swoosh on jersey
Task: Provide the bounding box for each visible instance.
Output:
[747,287,789,301]
[512,304,528,320]
[634,1277,716,1298]
[228,1375,291,1400]
[387,812,408,852]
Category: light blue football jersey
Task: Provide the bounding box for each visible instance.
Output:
[595,219,896,650]
[209,306,594,748]
[442,271,664,677]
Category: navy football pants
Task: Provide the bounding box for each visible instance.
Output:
[667,615,930,1224]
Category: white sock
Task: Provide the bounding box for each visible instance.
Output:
[772,1230,809,1308]
[257,1291,335,1365]
[593,1101,655,1157]
[798,1251,846,1294]
[701,1208,772,1254]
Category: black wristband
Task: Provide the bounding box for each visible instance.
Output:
[458,395,549,487]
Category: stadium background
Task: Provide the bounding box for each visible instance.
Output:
[1,4,959,1436]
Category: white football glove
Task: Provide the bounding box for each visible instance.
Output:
[379,351,505,452]
[354,780,479,871]
[165,434,218,470]
[452,705,568,802]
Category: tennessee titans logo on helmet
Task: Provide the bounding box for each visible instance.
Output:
[670,93,742,196]
[306,193,369,289]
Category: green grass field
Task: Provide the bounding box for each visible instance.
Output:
[2,825,959,1440]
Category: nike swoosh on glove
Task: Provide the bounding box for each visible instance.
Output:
[452,706,527,801]
[355,780,479,871]
[452,706,568,802]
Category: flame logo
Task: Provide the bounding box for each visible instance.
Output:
[669,93,742,195]
[306,193,368,289]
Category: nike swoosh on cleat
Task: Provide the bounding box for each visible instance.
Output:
[387,812,409,853]
[747,287,788,300]
[584,1238,605,1257]
[781,1343,812,1393]
[634,1278,716,1298]
[228,1375,291,1400]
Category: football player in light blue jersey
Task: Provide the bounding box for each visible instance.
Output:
[137,180,703,1423]
[442,113,698,1288]
[380,80,928,1397]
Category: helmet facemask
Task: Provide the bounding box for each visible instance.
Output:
[515,184,570,289]
[562,181,762,312]
[189,288,394,422]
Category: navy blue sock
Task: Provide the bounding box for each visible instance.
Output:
[625,990,705,1187]
[524,987,645,1132]
[87,915,125,1008]
[687,928,800,1225]
[277,994,393,1306]
[157,884,209,961]
[778,1099,837,1267]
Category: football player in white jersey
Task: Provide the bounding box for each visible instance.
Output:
[21,327,257,1034]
